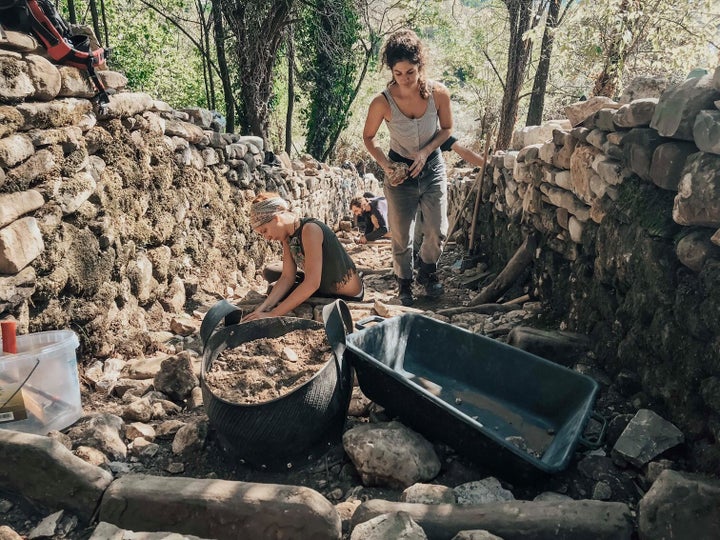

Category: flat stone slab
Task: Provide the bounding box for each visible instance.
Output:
[351,499,633,540]
[0,430,112,520]
[98,474,341,540]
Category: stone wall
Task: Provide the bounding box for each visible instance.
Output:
[448,68,720,472]
[0,32,377,357]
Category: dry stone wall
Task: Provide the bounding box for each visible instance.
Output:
[448,68,720,473]
[0,32,377,357]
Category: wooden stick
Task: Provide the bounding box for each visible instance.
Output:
[502,293,531,306]
[469,233,537,306]
[467,131,495,251]
[436,303,517,316]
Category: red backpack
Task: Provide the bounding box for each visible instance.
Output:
[0,0,110,106]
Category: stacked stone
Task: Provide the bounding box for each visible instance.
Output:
[0,33,376,356]
[473,68,720,269]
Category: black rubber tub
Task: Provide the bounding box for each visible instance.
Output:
[199,300,353,467]
[345,312,604,483]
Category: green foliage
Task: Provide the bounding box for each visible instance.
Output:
[61,0,220,109]
[614,180,680,239]
[297,0,362,160]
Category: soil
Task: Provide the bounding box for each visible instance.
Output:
[205,329,332,403]
[0,240,662,539]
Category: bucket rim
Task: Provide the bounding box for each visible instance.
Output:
[12,330,80,358]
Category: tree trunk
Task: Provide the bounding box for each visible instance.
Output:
[223,1,294,141]
[210,0,234,132]
[99,0,109,47]
[88,0,102,47]
[469,234,536,306]
[496,0,533,150]
[285,27,295,155]
[67,0,77,24]
[592,0,640,98]
[526,0,561,126]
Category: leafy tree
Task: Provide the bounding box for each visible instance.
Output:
[495,0,535,150]
[298,0,361,161]
[220,0,295,141]
[555,0,720,100]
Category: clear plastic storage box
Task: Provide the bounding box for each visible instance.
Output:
[0,330,82,435]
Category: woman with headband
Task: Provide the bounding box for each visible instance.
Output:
[243,192,364,321]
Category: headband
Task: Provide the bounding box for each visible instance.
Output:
[250,197,289,229]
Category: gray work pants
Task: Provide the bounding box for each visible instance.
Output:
[384,155,448,280]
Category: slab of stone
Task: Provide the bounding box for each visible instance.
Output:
[90,521,212,540]
[585,129,607,150]
[0,216,45,273]
[676,230,720,272]
[592,158,627,187]
[0,53,34,103]
[650,74,720,140]
[0,190,44,229]
[451,531,503,540]
[649,142,698,191]
[692,109,720,155]
[507,326,590,367]
[24,54,61,101]
[0,133,34,168]
[674,151,720,227]
[343,421,441,489]
[595,108,618,131]
[100,92,155,119]
[638,469,720,540]
[565,97,619,127]
[98,474,341,540]
[400,484,456,505]
[0,525,23,540]
[622,128,666,182]
[612,409,684,468]
[15,98,93,130]
[350,511,427,540]
[352,499,633,540]
[613,98,658,128]
[454,478,514,505]
[620,76,670,104]
[0,430,112,519]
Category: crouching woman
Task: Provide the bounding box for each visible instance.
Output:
[244,192,364,321]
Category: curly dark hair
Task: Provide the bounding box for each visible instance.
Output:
[381,29,430,99]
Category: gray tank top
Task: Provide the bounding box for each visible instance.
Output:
[382,83,439,159]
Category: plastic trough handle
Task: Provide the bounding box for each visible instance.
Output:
[578,411,608,450]
[199,299,242,352]
[322,299,352,356]
[355,315,386,330]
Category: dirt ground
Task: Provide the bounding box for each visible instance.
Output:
[2,239,632,539]
[205,328,332,403]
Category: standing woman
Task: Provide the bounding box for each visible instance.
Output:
[243,192,364,321]
[363,29,452,306]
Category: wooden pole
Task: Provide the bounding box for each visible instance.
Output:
[446,133,494,245]
[467,131,495,252]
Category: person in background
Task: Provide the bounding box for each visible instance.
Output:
[362,28,453,306]
[350,195,391,244]
[243,192,364,321]
[442,135,486,168]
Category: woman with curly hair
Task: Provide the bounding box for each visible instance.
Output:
[362,29,452,306]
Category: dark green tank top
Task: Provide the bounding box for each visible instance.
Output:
[289,218,358,294]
